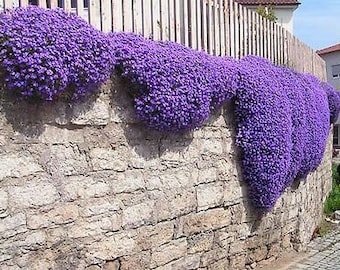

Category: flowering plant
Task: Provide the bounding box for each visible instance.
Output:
[0,6,113,101]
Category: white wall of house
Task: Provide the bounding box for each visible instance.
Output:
[320,51,340,91]
[243,5,297,33]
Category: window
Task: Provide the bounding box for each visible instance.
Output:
[57,0,89,8]
[332,64,340,79]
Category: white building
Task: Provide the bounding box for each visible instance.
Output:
[317,44,340,147]
[234,0,300,33]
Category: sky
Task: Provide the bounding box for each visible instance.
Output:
[294,0,340,50]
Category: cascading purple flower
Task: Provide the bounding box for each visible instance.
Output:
[0,6,113,101]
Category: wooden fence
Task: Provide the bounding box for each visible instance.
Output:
[0,0,326,80]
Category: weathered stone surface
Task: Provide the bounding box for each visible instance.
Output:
[122,201,155,228]
[197,182,224,211]
[150,238,187,268]
[90,147,128,172]
[0,84,332,270]
[0,154,42,180]
[71,98,110,126]
[0,189,8,217]
[0,213,27,238]
[8,181,58,208]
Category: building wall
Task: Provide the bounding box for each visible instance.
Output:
[320,51,340,90]
[0,78,333,270]
[243,5,296,33]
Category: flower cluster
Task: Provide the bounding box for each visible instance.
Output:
[321,82,340,123]
[109,32,239,132]
[110,34,337,210]
[0,6,113,101]
[235,57,330,209]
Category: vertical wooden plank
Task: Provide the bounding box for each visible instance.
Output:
[152,0,161,40]
[4,0,13,8]
[229,0,235,58]
[238,3,244,58]
[174,0,182,43]
[160,0,169,40]
[273,24,278,65]
[182,0,189,46]
[88,0,101,30]
[168,0,176,41]
[50,0,58,8]
[123,0,133,32]
[224,0,230,56]
[101,0,112,32]
[143,0,152,38]
[113,0,123,32]
[63,0,71,11]
[214,0,220,56]
[190,0,197,49]
[133,0,143,34]
[201,0,208,52]
[234,1,240,59]
[243,6,248,57]
[20,0,29,7]
[76,0,85,22]
[250,9,256,56]
[207,0,213,54]
[196,0,202,50]
[219,0,225,56]
[38,0,47,8]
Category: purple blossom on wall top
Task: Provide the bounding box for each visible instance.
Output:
[0,6,113,101]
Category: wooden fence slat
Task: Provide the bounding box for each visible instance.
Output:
[182,0,189,46]
[75,0,86,22]
[207,0,213,54]
[152,0,161,40]
[229,0,235,57]
[224,0,230,56]
[20,0,29,7]
[101,0,112,32]
[202,0,207,51]
[142,0,152,38]
[63,0,71,11]
[169,0,176,41]
[234,1,240,59]
[219,0,225,56]
[174,0,181,43]
[213,0,220,56]
[133,0,143,35]
[123,0,133,32]
[160,0,169,40]
[112,0,123,32]
[49,0,58,8]
[4,0,13,8]
[37,0,47,8]
[196,0,202,51]
[190,0,197,49]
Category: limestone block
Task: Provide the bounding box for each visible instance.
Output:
[122,201,155,228]
[61,176,111,201]
[154,255,200,270]
[150,238,187,268]
[0,154,42,180]
[87,232,136,260]
[197,182,224,211]
[0,190,8,217]
[40,126,85,144]
[177,208,231,237]
[71,98,110,126]
[136,221,174,250]
[120,251,151,270]
[90,147,128,172]
[103,260,120,270]
[80,199,121,217]
[0,213,27,238]
[41,145,88,176]
[188,232,214,254]
[8,181,58,208]
[112,171,145,194]
[47,204,79,225]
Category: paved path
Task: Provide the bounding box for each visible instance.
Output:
[287,228,340,270]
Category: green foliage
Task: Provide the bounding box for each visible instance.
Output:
[256,5,277,22]
[324,164,340,215]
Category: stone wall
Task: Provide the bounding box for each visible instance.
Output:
[0,77,332,270]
